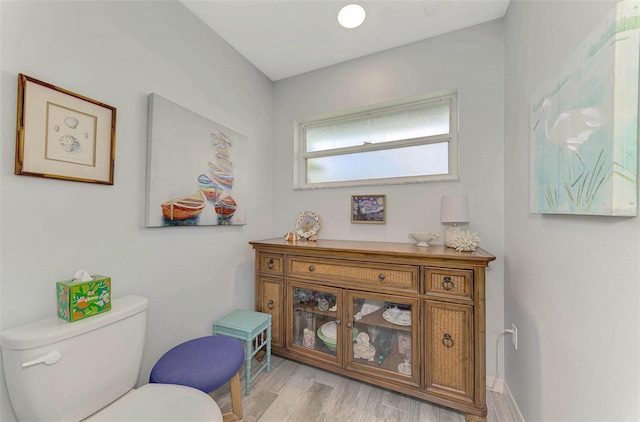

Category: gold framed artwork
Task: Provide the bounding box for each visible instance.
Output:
[15,74,116,185]
[351,194,386,224]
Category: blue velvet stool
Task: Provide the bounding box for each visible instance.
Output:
[150,335,245,422]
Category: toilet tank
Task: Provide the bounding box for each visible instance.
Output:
[0,295,149,421]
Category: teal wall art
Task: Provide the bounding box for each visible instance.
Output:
[530,0,639,216]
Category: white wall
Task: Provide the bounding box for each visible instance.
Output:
[0,2,274,420]
[504,1,640,420]
[273,20,506,387]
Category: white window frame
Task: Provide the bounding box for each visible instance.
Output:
[294,93,459,190]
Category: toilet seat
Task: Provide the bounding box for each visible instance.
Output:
[85,383,223,421]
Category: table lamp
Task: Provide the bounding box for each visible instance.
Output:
[441,194,469,247]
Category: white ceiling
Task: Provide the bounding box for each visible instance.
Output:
[181,0,511,81]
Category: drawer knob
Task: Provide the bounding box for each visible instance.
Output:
[442,333,454,348]
[267,259,275,270]
[267,299,275,310]
[442,276,454,291]
[308,265,315,272]
[378,273,386,282]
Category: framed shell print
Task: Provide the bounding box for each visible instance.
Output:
[15,74,116,185]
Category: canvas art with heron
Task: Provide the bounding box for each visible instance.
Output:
[530,0,639,216]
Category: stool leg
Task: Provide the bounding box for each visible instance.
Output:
[221,371,243,422]
[244,338,252,396]
[266,325,272,373]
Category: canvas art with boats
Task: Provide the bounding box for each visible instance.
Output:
[146,94,247,227]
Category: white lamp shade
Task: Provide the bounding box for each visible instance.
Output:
[441,195,469,224]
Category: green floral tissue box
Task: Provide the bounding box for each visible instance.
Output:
[56,275,111,322]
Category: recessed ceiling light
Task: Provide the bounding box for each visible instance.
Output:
[337,4,366,29]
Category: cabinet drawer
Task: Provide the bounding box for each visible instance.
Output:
[287,256,419,292]
[425,268,473,300]
[257,252,284,276]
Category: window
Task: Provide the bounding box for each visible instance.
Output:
[296,93,458,189]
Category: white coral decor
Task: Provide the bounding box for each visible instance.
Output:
[451,230,480,252]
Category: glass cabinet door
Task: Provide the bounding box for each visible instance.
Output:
[345,291,420,387]
[287,281,342,365]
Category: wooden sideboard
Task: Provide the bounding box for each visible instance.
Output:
[250,238,495,421]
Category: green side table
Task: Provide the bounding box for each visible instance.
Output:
[212,309,271,396]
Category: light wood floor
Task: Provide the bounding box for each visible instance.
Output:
[210,355,515,422]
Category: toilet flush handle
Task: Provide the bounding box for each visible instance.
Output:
[22,350,61,368]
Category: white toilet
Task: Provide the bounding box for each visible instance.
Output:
[0,295,223,421]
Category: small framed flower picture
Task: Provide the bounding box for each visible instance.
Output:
[351,194,386,224]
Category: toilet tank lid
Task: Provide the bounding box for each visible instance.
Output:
[0,295,148,351]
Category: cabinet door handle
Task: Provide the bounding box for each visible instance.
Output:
[378,273,386,282]
[442,276,454,291]
[346,322,352,328]
[267,299,274,310]
[308,265,315,272]
[267,259,274,270]
[442,333,454,348]
[335,319,341,325]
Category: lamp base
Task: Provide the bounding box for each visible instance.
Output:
[444,226,465,248]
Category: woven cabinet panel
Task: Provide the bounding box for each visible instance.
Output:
[260,278,282,347]
[425,301,474,402]
[287,257,418,291]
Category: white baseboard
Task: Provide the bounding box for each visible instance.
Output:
[503,381,525,422]
[486,375,505,394]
